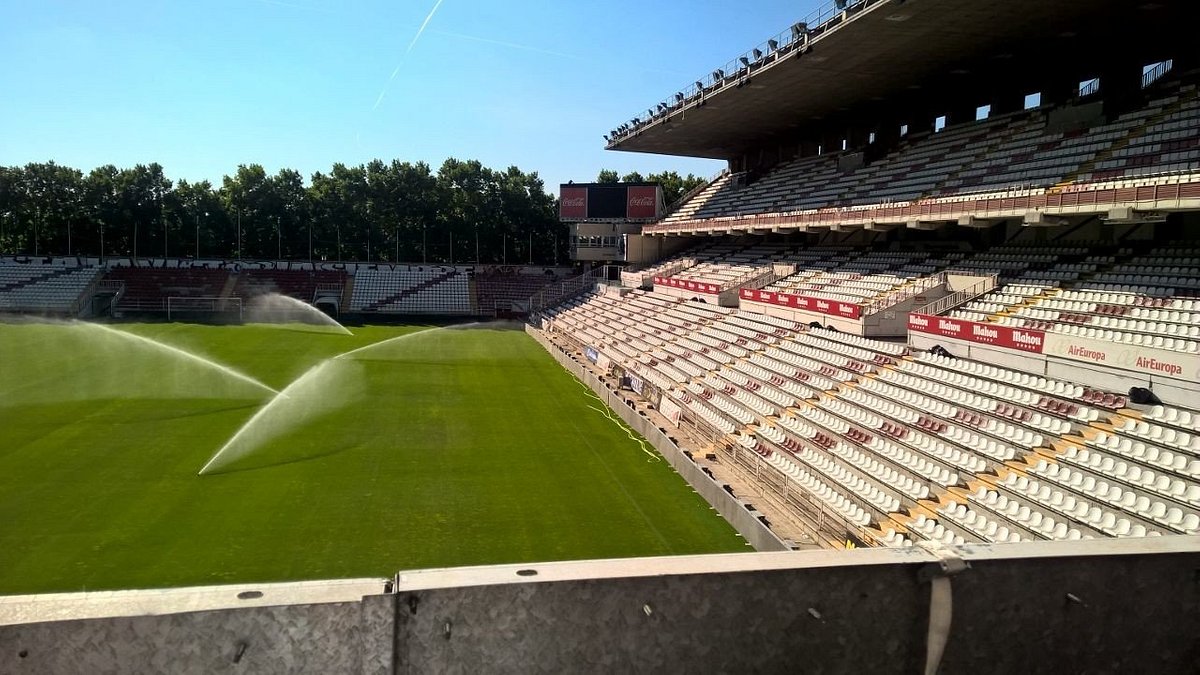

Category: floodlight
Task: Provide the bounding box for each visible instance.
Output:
[713,69,724,80]
[836,0,848,9]
[753,48,763,61]
[791,22,808,39]
[739,56,750,68]
[768,39,778,51]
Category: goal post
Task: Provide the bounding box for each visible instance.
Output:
[167,296,243,322]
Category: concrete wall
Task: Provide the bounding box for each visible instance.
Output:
[525,325,791,553]
[7,539,1199,674]
[1,599,390,675]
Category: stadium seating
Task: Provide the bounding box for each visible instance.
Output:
[541,288,1200,548]
[105,266,231,312]
[0,263,103,314]
[662,84,1200,223]
[233,269,347,301]
[350,266,471,314]
[473,268,561,313]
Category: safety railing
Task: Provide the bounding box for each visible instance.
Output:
[526,265,615,313]
[861,272,946,317]
[913,274,998,316]
[661,170,729,219]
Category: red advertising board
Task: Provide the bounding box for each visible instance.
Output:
[906,313,1045,353]
[626,186,659,219]
[739,289,862,319]
[559,186,587,220]
[655,276,719,294]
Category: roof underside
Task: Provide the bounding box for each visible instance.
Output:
[608,0,1192,159]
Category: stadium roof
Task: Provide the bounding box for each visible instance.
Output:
[606,0,1192,159]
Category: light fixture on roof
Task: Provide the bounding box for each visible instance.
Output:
[835,0,848,9]
[791,22,809,39]
[675,92,684,103]
[753,48,763,61]
[694,80,704,92]
[768,39,778,51]
[712,69,724,80]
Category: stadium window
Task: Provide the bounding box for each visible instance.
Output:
[817,144,823,155]
[1079,77,1099,97]
[868,132,876,144]
[975,105,991,120]
[933,116,946,132]
[899,124,908,137]
[841,138,848,151]
[1023,92,1041,109]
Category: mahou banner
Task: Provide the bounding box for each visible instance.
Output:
[740,288,862,319]
[559,186,587,219]
[906,313,1045,353]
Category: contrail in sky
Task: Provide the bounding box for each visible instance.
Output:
[372,0,446,111]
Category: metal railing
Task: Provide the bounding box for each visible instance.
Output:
[526,265,614,313]
[661,169,729,219]
[607,0,881,145]
[862,272,946,316]
[913,274,998,316]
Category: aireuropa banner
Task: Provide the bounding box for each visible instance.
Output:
[655,276,720,294]
[906,313,1045,353]
[1042,331,1198,381]
[740,288,862,319]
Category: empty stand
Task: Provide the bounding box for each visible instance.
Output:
[350,267,471,314]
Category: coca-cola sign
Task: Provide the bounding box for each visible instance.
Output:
[559,186,587,219]
[627,186,659,219]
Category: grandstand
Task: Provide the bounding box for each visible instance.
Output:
[0,259,103,314]
[0,258,566,319]
[543,0,1200,551]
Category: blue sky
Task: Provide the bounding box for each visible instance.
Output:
[0,0,821,192]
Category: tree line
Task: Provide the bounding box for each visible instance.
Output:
[594,169,708,204]
[0,159,569,265]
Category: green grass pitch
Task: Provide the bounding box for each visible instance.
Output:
[0,321,745,595]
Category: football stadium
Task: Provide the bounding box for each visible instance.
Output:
[3,0,1200,672]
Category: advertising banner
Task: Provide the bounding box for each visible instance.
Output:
[1042,332,1198,381]
[559,186,587,220]
[660,398,683,427]
[626,186,659,219]
[740,288,862,319]
[655,276,720,294]
[906,313,1045,353]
